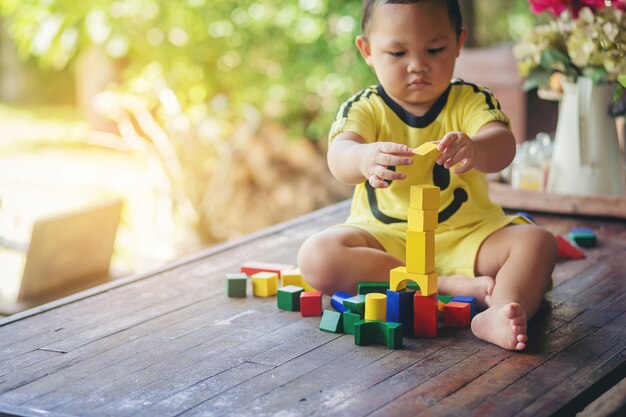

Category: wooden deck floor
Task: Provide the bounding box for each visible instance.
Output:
[0,200,625,417]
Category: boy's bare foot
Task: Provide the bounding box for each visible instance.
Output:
[471,303,528,351]
[438,275,495,309]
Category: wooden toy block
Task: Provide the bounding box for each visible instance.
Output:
[414,292,438,337]
[251,272,278,297]
[515,211,536,223]
[343,294,366,315]
[358,281,420,295]
[569,227,596,248]
[386,289,414,337]
[390,266,438,296]
[443,301,471,327]
[413,142,441,159]
[282,268,319,292]
[409,185,440,210]
[406,230,435,274]
[556,235,585,259]
[354,320,403,349]
[331,291,352,313]
[319,309,343,333]
[364,293,387,321]
[343,311,363,335]
[226,272,248,297]
[438,295,453,304]
[300,291,323,316]
[407,207,438,231]
[451,296,477,317]
[277,285,304,311]
[241,261,295,280]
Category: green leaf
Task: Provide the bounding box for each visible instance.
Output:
[618,75,626,88]
[522,67,553,92]
[582,67,608,84]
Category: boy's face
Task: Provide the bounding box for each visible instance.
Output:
[356,2,466,116]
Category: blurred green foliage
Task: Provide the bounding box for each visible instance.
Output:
[0,0,537,139]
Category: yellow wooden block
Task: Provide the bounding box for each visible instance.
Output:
[389,266,438,296]
[281,268,318,292]
[410,185,440,210]
[413,142,441,159]
[407,207,438,231]
[364,293,387,321]
[406,230,435,274]
[251,272,278,297]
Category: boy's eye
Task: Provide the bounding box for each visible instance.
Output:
[387,51,406,58]
[427,47,446,55]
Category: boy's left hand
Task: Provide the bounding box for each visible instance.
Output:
[436,131,477,174]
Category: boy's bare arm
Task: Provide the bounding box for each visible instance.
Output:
[436,122,516,174]
[328,132,415,188]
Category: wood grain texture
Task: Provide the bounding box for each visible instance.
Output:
[0,199,624,417]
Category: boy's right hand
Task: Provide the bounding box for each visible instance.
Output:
[359,142,414,188]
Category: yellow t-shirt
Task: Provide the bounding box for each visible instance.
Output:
[329,80,522,276]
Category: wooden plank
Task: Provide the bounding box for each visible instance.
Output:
[127,331,353,417]
[0,303,287,407]
[411,321,597,416]
[52,319,318,416]
[468,314,626,416]
[199,333,465,417]
[577,374,626,417]
[368,344,513,417]
[489,182,626,219]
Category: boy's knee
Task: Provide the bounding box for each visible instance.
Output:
[520,226,558,260]
[297,233,344,294]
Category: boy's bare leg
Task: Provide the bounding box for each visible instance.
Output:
[298,227,402,295]
[437,275,495,309]
[470,225,557,350]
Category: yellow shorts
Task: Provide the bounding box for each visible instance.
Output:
[333,215,529,277]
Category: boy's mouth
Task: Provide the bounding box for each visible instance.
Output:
[408,79,430,87]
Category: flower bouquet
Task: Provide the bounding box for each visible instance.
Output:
[514,0,626,97]
[514,0,626,197]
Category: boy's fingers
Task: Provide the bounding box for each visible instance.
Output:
[453,158,473,174]
[376,154,413,166]
[374,166,407,181]
[379,142,411,155]
[369,174,388,188]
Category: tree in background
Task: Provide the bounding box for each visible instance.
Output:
[0,0,536,247]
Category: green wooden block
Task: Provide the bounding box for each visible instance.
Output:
[319,310,343,333]
[343,295,366,314]
[354,320,403,349]
[226,272,247,297]
[342,311,363,335]
[438,295,453,304]
[569,232,596,248]
[358,281,419,295]
[277,285,304,311]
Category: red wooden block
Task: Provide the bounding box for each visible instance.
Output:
[413,291,438,337]
[241,261,295,280]
[443,301,471,327]
[300,291,322,317]
[556,236,585,260]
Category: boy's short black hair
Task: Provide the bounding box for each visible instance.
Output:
[362,0,463,38]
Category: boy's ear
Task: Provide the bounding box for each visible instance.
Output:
[355,35,373,66]
[456,28,468,57]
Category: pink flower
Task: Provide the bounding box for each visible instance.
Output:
[529,0,607,18]
[613,0,626,12]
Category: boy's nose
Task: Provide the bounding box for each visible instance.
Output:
[407,56,428,73]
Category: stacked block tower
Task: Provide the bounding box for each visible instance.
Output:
[389,184,440,337]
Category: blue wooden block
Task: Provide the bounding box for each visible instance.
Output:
[451,296,477,317]
[570,227,593,234]
[386,289,414,337]
[516,211,535,223]
[331,291,352,313]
